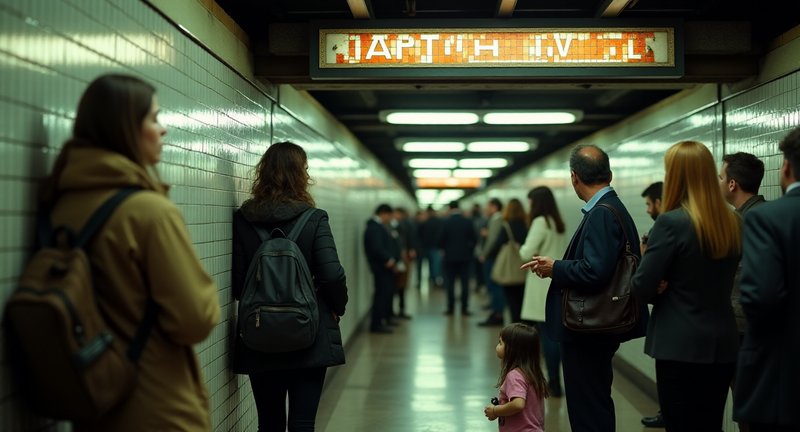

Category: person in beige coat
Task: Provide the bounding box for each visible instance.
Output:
[40,74,220,431]
[518,186,567,397]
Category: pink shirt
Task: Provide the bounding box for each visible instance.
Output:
[498,368,545,432]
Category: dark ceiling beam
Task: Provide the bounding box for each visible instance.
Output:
[495,0,518,18]
[595,0,636,17]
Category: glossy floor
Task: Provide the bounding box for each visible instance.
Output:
[316,284,664,432]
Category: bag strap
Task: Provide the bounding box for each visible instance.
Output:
[502,222,515,244]
[127,298,159,362]
[287,208,316,242]
[76,188,142,248]
[596,203,633,252]
[251,208,317,243]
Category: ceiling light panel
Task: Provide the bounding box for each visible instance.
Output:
[402,141,466,152]
[412,169,452,178]
[467,141,531,152]
[482,111,581,125]
[383,111,480,125]
[408,158,458,168]
[453,169,493,178]
[458,158,508,169]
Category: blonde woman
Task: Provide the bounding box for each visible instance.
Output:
[632,141,741,432]
[518,186,567,397]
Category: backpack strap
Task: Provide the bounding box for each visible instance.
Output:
[286,208,317,242]
[127,298,159,362]
[76,188,142,248]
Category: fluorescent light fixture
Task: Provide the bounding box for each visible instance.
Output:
[458,158,508,169]
[453,169,493,178]
[412,169,451,178]
[402,141,466,152]
[467,141,532,152]
[383,111,480,125]
[482,111,581,125]
[408,158,458,169]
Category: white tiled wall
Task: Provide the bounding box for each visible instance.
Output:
[466,71,800,432]
[0,0,411,430]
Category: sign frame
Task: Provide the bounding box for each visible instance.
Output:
[310,19,683,79]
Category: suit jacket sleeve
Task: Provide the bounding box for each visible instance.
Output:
[631,212,678,303]
[365,223,392,266]
[552,207,621,293]
[739,209,785,327]
[481,217,502,257]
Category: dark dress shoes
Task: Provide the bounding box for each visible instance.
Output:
[641,412,664,428]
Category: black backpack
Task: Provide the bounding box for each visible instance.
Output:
[3,188,158,421]
[237,208,319,353]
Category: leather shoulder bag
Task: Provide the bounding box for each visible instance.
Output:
[562,203,640,334]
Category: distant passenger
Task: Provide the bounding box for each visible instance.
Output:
[418,205,444,287]
[639,181,665,429]
[632,141,741,432]
[470,203,488,292]
[522,144,647,432]
[719,152,766,338]
[40,74,221,431]
[478,198,507,326]
[483,323,548,432]
[519,186,567,398]
[232,141,349,431]
[485,198,528,323]
[364,203,398,333]
[392,207,415,319]
[734,127,800,432]
[438,200,478,315]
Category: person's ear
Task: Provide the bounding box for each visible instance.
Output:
[654,198,662,212]
[728,178,737,193]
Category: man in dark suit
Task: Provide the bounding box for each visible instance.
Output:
[525,144,648,432]
[734,128,800,431]
[438,201,478,315]
[364,204,399,333]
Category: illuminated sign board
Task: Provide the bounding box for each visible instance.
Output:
[311,20,682,79]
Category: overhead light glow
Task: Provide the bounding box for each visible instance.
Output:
[408,158,458,169]
[467,141,531,152]
[458,158,508,169]
[453,169,493,178]
[384,112,480,125]
[402,141,466,152]
[412,169,452,178]
[482,111,580,125]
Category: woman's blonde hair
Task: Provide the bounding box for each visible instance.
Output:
[662,141,740,258]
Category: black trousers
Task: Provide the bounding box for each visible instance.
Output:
[249,367,327,432]
[502,284,524,323]
[443,260,471,312]
[656,359,735,432]
[561,340,620,432]
[371,270,394,329]
[750,424,800,432]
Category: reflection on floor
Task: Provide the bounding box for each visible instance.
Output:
[316,284,664,432]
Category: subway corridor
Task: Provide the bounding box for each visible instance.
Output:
[315,283,662,432]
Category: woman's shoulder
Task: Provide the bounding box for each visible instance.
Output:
[658,208,691,226]
[125,190,180,218]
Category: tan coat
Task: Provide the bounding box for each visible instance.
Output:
[51,147,220,431]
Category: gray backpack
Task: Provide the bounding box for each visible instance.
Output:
[238,209,319,353]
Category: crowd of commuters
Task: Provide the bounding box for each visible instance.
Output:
[12,73,799,432]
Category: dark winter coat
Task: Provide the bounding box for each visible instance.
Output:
[232,199,348,372]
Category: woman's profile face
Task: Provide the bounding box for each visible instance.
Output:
[140,95,166,165]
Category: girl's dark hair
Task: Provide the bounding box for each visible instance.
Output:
[497,323,549,398]
[527,186,566,234]
[251,141,315,206]
[41,74,156,204]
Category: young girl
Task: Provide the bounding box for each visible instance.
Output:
[484,323,548,431]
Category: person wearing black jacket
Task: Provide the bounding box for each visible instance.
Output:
[232,142,348,432]
[364,204,399,333]
[438,201,478,315]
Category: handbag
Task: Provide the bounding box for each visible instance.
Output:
[491,222,527,286]
[562,203,640,334]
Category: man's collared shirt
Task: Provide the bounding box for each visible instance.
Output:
[786,181,800,194]
[581,185,615,214]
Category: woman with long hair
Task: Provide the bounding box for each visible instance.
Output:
[232,141,348,431]
[632,141,741,432]
[486,198,529,323]
[519,186,567,397]
[43,74,220,431]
